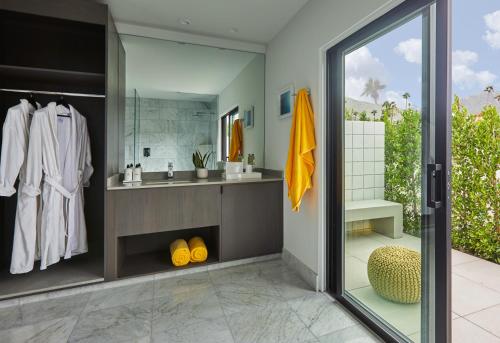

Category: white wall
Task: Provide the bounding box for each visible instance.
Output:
[265,0,400,288]
[219,54,266,167]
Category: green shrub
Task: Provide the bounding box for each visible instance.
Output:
[451,97,500,263]
[383,108,422,237]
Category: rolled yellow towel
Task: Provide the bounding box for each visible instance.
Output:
[188,236,208,263]
[170,239,190,267]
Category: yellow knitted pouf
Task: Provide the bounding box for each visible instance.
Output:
[367,246,421,304]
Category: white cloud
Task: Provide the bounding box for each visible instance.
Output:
[394,38,422,64]
[384,90,405,108]
[452,50,478,66]
[452,49,497,89]
[345,46,387,102]
[483,10,500,49]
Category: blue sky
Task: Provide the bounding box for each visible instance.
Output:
[345,0,500,109]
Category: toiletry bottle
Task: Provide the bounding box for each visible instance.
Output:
[167,162,174,179]
[124,164,133,182]
[133,163,142,182]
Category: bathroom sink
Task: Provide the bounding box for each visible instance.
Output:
[143,180,193,185]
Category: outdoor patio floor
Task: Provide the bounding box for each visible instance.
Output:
[345,230,500,342]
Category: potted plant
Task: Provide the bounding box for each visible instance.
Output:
[192,150,212,179]
[246,153,255,173]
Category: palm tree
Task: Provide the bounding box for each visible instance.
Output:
[361,78,386,105]
[402,92,411,109]
[484,85,494,94]
[495,94,500,103]
[371,110,378,121]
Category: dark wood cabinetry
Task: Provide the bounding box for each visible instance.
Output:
[105,181,283,280]
[220,182,283,261]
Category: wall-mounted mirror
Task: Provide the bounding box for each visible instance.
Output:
[122,34,265,172]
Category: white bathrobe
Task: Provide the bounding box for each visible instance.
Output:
[0,99,42,274]
[23,102,93,270]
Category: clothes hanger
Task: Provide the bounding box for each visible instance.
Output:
[27,93,38,109]
[56,95,71,118]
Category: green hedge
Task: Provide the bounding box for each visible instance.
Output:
[451,97,499,263]
[380,98,499,263]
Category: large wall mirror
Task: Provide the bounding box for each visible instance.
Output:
[121,34,265,172]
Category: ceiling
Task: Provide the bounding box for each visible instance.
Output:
[98,0,310,44]
[122,34,260,99]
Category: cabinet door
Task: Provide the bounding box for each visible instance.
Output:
[221,182,283,261]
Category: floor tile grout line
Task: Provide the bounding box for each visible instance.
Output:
[452,272,500,295]
[65,293,91,342]
[207,268,237,343]
[458,315,500,339]
[460,301,500,318]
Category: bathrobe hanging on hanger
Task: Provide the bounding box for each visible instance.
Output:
[0,99,43,274]
[23,102,93,270]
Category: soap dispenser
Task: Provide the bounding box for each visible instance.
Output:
[133,163,142,182]
[124,164,133,182]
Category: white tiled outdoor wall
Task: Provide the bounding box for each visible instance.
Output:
[125,97,218,172]
[344,120,385,202]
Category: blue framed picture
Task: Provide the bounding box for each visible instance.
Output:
[244,106,254,128]
[279,84,294,119]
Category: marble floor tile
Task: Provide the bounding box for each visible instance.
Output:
[154,272,212,298]
[0,316,78,343]
[215,276,284,315]
[317,324,383,343]
[84,281,154,313]
[288,294,359,337]
[209,263,262,285]
[153,285,224,331]
[69,300,153,343]
[152,315,234,343]
[21,293,90,326]
[256,258,290,276]
[263,270,316,300]
[227,302,316,343]
[0,305,22,330]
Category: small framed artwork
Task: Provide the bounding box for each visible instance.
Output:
[279,84,294,119]
[243,106,254,128]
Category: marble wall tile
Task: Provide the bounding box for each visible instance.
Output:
[125,97,218,171]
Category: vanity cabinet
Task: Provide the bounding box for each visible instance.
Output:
[105,180,283,280]
[220,182,283,261]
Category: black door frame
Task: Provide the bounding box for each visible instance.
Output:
[325,0,451,342]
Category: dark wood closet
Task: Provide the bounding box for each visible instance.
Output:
[0,0,124,299]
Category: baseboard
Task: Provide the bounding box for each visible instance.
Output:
[282,248,319,291]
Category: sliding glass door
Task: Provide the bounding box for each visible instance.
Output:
[326,0,451,342]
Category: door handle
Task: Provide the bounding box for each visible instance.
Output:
[427,164,442,208]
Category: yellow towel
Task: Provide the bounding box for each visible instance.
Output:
[229,119,243,161]
[188,236,208,263]
[285,88,316,211]
[169,239,190,267]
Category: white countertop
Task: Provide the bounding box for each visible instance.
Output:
[107,175,283,191]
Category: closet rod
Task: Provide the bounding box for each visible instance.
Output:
[0,88,106,98]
